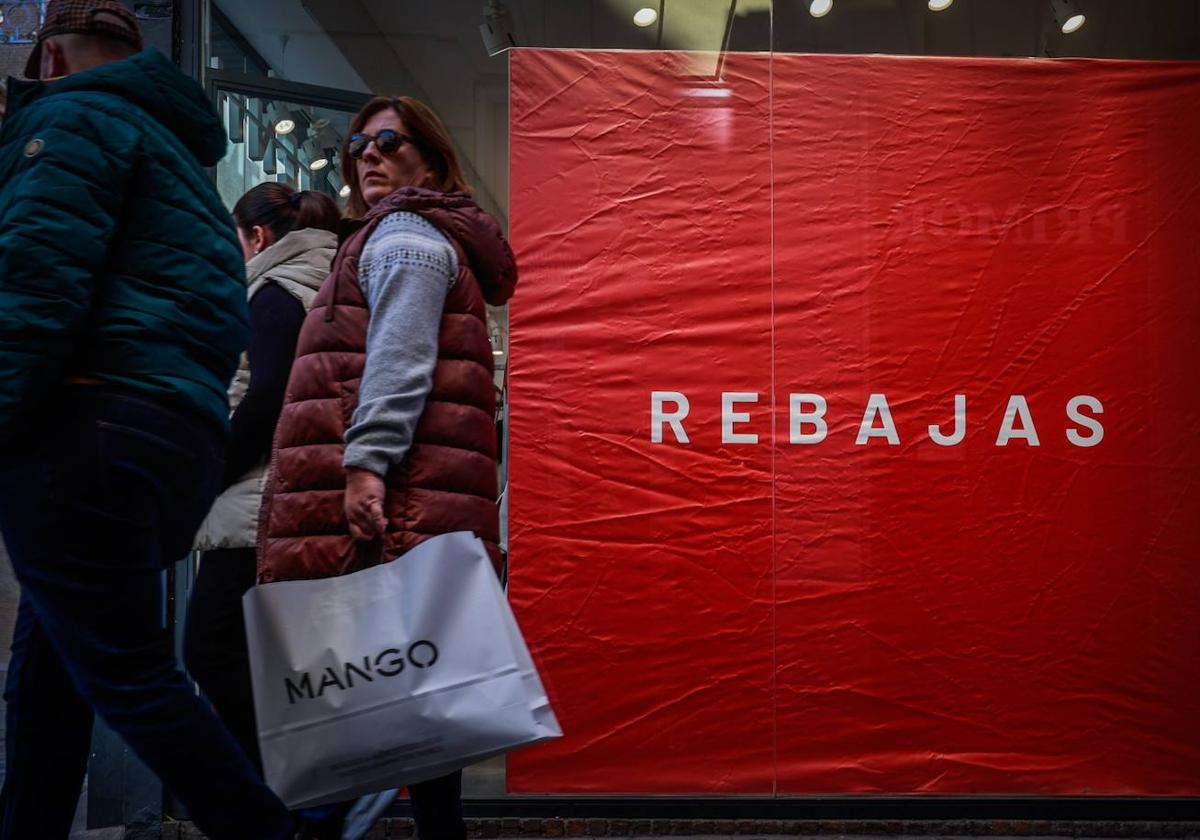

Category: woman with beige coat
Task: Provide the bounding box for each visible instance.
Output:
[185,182,339,772]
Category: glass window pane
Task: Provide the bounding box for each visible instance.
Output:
[200,0,1200,804]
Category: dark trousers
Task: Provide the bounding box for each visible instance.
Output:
[184,534,467,839]
[0,387,292,840]
[183,546,262,772]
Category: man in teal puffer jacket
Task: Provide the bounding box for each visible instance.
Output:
[0,2,293,838]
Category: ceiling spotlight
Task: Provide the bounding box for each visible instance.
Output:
[633,7,657,27]
[809,0,833,19]
[480,0,517,56]
[1051,0,1085,34]
[266,101,295,135]
[928,0,953,10]
[300,139,329,171]
[1061,13,1084,33]
[339,184,351,198]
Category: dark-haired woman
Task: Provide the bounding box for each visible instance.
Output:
[185,182,340,774]
[256,96,518,840]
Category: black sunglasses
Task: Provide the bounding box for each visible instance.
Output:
[347,129,415,160]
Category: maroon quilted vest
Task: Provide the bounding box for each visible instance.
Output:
[257,188,517,582]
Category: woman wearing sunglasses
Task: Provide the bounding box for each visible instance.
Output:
[256,97,518,840]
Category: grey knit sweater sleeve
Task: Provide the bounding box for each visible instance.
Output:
[344,211,458,476]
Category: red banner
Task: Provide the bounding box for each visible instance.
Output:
[508,49,1200,795]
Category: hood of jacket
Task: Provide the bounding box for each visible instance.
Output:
[5,48,226,166]
[246,227,338,293]
[354,187,518,306]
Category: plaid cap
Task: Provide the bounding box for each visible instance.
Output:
[24,0,143,79]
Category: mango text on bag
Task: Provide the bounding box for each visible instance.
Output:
[283,640,440,704]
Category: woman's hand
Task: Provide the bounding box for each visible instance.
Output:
[345,467,387,541]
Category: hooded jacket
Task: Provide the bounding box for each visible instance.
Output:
[193,228,337,551]
[257,188,518,583]
[0,49,247,451]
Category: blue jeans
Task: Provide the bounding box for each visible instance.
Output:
[0,387,292,840]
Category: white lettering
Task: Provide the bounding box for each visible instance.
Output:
[1066,395,1104,447]
[651,391,690,444]
[856,393,900,445]
[996,395,1040,446]
[789,393,828,445]
[721,392,759,445]
[645,391,1104,449]
[928,394,967,446]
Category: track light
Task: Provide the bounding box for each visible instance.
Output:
[1051,0,1085,34]
[339,184,351,199]
[265,101,295,135]
[633,7,657,27]
[928,0,953,10]
[480,0,517,56]
[809,0,832,18]
[302,139,328,171]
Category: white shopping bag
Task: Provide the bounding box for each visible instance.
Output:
[243,531,561,809]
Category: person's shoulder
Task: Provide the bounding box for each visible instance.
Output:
[17,89,139,148]
[0,90,138,186]
[364,211,458,277]
[376,210,449,241]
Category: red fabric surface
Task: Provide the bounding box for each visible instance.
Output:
[507,49,1200,795]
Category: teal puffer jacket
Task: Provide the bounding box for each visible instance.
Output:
[0,49,248,452]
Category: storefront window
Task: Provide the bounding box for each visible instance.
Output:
[198,0,1200,804]
[211,92,361,209]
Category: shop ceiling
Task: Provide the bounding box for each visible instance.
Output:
[218,0,1200,86]
[301,0,1198,63]
[213,0,1198,225]
[217,0,1200,143]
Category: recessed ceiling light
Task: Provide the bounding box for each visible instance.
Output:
[809,0,833,19]
[928,0,953,10]
[633,7,657,27]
